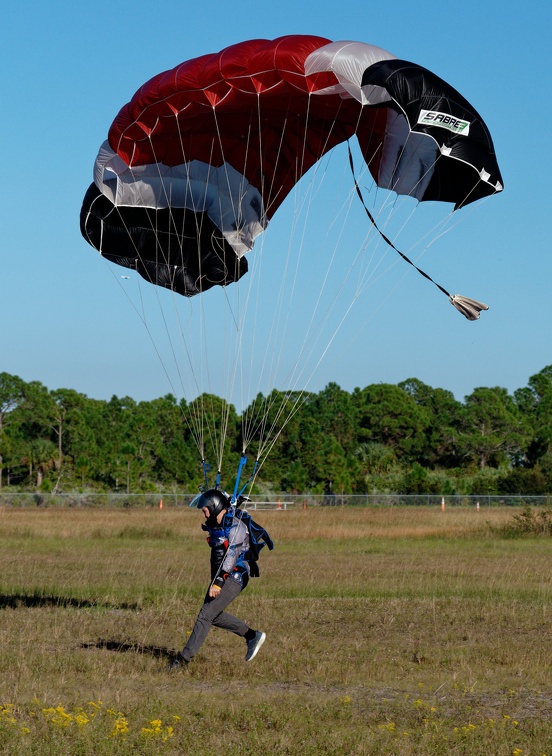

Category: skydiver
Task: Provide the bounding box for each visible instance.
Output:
[169,489,266,669]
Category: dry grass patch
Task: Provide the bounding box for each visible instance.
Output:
[0,506,551,754]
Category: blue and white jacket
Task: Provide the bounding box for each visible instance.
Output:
[203,512,250,588]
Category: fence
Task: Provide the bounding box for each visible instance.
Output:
[0,493,551,509]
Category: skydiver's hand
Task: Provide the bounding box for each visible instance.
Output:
[209,584,222,598]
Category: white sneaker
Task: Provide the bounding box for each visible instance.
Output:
[245,631,266,661]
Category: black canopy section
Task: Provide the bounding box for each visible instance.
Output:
[80,183,248,297]
[361,59,503,209]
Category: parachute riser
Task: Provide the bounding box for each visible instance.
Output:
[230,454,259,506]
[200,460,223,493]
[201,459,213,491]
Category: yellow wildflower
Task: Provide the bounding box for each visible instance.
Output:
[74,712,91,727]
[141,719,174,741]
[42,706,73,728]
[111,715,129,737]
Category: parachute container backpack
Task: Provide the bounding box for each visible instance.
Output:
[233,508,274,578]
[80,36,503,492]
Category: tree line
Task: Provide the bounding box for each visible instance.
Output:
[1,366,552,495]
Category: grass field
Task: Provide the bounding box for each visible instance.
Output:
[0,505,551,754]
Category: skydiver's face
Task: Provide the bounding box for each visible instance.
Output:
[202,506,225,524]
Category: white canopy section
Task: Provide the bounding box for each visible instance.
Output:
[305,40,396,105]
[93,142,268,257]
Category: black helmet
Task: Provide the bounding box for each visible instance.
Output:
[190,489,230,520]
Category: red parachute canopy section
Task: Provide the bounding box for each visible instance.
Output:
[80,35,503,298]
[107,36,389,218]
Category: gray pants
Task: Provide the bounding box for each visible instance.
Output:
[181,576,249,662]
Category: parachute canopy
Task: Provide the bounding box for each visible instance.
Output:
[80,35,503,298]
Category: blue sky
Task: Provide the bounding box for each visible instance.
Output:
[2,1,551,408]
